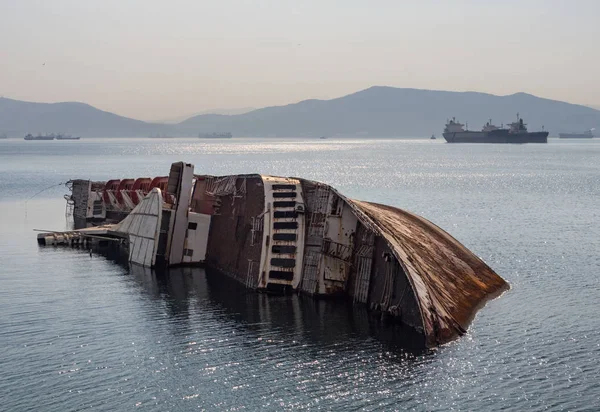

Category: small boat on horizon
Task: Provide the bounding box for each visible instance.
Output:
[558,129,595,139]
[56,134,81,140]
[24,133,81,141]
[24,134,55,141]
[198,132,233,139]
[430,134,436,140]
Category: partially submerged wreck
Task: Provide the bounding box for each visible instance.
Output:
[38,162,508,347]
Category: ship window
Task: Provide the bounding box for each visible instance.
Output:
[272,184,296,191]
[274,201,296,208]
[272,245,297,254]
[269,270,294,281]
[273,192,297,199]
[270,258,296,268]
[274,211,298,219]
[273,233,296,241]
[274,222,298,230]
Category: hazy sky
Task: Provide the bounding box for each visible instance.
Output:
[1,0,599,120]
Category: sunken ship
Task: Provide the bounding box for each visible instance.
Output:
[38,162,508,348]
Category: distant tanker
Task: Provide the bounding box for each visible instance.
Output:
[559,129,595,139]
[24,134,55,141]
[443,114,548,144]
[198,132,232,138]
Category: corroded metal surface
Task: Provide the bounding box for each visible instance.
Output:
[51,168,509,348]
[349,200,509,347]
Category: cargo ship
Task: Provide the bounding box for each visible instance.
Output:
[24,134,55,141]
[198,132,232,138]
[559,129,595,139]
[443,115,548,144]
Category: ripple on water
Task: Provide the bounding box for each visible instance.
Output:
[1,138,600,410]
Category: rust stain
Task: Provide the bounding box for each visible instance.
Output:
[349,200,509,347]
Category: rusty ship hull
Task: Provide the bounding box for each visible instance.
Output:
[38,162,509,348]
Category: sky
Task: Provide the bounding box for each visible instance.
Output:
[1,0,599,121]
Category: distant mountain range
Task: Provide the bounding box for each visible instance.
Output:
[0,97,172,137]
[2,87,600,138]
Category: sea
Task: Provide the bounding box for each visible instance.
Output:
[1,137,599,411]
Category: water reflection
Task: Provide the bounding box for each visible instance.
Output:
[127,263,426,353]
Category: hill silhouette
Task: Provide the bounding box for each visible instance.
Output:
[177,87,600,137]
[0,97,173,137]
[2,87,600,137]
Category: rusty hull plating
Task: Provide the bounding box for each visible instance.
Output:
[41,162,508,348]
[348,200,509,347]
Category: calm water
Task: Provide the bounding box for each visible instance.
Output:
[1,137,599,411]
